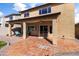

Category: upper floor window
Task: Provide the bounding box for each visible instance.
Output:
[9,16,13,21]
[24,12,29,17]
[48,7,51,13]
[39,6,51,15]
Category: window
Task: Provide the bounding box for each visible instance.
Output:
[42,8,47,14]
[9,16,13,21]
[5,24,9,27]
[48,7,51,13]
[28,26,35,33]
[50,26,52,33]
[39,10,41,14]
[40,26,48,33]
[39,6,51,15]
[24,12,29,17]
[27,26,35,35]
[28,26,35,31]
[0,24,1,27]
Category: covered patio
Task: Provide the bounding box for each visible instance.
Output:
[7,12,60,39]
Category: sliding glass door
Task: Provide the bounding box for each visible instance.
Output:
[40,25,48,38]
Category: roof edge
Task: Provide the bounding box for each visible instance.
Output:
[5,13,21,17]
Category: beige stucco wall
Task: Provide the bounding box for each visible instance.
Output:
[56,4,75,39]
[47,4,75,39]
[13,16,21,20]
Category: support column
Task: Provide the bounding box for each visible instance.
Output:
[38,25,40,37]
[21,23,23,34]
[52,19,58,45]
[23,22,26,39]
[52,19,58,35]
[8,24,12,36]
[48,25,50,35]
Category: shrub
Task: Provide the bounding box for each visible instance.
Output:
[0,41,7,49]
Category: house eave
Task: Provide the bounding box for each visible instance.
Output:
[7,12,61,23]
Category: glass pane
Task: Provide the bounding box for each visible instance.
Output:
[41,9,44,14]
[48,7,51,13]
[9,16,13,20]
[39,7,51,15]
[42,8,47,14]
[40,26,43,33]
[39,10,41,14]
[44,26,48,33]
[50,26,52,33]
[24,12,29,17]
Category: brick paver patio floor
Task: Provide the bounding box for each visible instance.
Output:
[0,35,22,56]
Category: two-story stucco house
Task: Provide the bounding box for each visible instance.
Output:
[2,3,75,40]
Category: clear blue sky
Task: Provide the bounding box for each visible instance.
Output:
[0,3,43,16]
[0,3,79,23]
[0,3,17,15]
